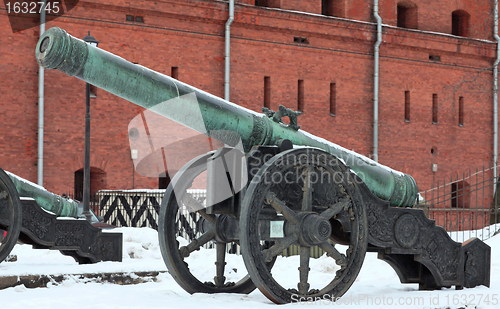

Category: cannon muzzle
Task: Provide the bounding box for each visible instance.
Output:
[36,27,418,207]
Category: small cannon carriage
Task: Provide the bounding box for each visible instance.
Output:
[34,27,490,304]
[0,169,122,264]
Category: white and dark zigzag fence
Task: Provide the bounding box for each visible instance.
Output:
[96,189,206,231]
[95,189,241,254]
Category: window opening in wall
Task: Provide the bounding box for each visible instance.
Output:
[255,0,280,8]
[330,82,336,116]
[126,15,145,23]
[404,90,410,122]
[264,76,271,108]
[459,96,464,126]
[397,1,418,29]
[293,37,309,44]
[159,172,171,189]
[297,80,304,112]
[451,180,470,208]
[432,93,438,124]
[74,170,83,201]
[322,0,345,18]
[74,168,106,203]
[255,0,268,7]
[452,10,470,37]
[171,66,179,79]
[429,55,441,62]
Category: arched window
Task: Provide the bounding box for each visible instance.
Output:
[74,167,107,202]
[322,0,345,18]
[397,1,418,29]
[452,10,470,37]
[451,180,470,208]
[255,0,280,8]
[255,0,268,7]
[159,172,171,189]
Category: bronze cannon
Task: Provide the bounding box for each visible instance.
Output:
[34,27,490,304]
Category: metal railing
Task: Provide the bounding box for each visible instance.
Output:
[419,164,500,242]
[96,189,207,230]
[96,189,165,229]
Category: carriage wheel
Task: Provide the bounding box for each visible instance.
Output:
[158,152,257,294]
[0,169,22,263]
[239,148,368,304]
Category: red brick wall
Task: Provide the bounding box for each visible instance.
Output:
[0,16,39,183]
[280,0,321,14]
[0,0,497,199]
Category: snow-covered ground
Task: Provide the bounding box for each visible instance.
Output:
[1,226,499,309]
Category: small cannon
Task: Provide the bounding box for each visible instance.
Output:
[0,169,122,263]
[36,27,490,304]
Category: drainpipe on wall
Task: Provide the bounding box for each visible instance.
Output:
[373,0,382,162]
[224,0,235,101]
[38,0,47,186]
[494,0,500,183]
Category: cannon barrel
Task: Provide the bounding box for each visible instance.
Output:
[6,171,95,220]
[35,27,418,207]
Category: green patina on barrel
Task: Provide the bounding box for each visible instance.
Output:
[6,171,80,217]
[35,27,418,207]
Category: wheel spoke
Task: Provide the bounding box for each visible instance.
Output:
[320,198,351,220]
[262,234,298,262]
[301,166,313,212]
[265,192,299,224]
[320,242,347,267]
[160,152,256,294]
[235,149,368,302]
[179,230,215,258]
[214,242,227,287]
[298,246,311,295]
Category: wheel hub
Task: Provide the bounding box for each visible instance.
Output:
[300,214,332,246]
[215,214,239,242]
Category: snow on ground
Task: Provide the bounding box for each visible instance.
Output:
[0,227,166,277]
[448,224,499,243]
[0,226,499,309]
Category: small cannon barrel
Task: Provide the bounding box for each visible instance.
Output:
[6,171,80,217]
[36,27,418,207]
